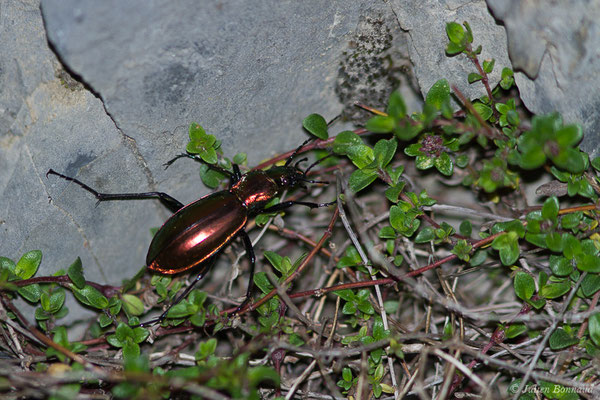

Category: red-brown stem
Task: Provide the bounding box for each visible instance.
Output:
[464,43,497,116]
[11,275,121,298]
[252,128,368,171]
[452,85,500,140]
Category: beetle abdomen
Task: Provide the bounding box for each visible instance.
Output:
[147,191,247,274]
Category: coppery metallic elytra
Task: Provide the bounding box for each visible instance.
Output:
[47,139,334,326]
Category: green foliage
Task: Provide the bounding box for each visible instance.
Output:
[512,113,586,173]
[106,322,149,361]
[302,113,329,139]
[186,122,220,164]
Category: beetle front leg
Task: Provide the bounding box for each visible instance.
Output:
[139,257,216,327]
[46,169,184,213]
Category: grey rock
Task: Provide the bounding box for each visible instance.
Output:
[1,0,412,321]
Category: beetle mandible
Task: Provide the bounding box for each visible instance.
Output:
[47,139,334,325]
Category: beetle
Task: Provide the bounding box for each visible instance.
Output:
[47,139,334,325]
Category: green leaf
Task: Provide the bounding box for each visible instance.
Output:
[493,220,525,237]
[505,323,527,339]
[253,272,273,294]
[0,257,16,274]
[514,272,535,301]
[378,226,396,239]
[519,146,546,169]
[47,289,66,313]
[492,231,520,265]
[562,234,582,259]
[67,257,86,289]
[188,122,206,141]
[334,289,355,302]
[549,328,579,350]
[549,255,573,277]
[582,274,600,297]
[384,185,403,203]
[264,251,283,273]
[577,254,600,272]
[434,152,453,176]
[592,156,600,171]
[446,41,465,55]
[467,73,483,83]
[122,294,145,316]
[455,154,469,168]
[389,205,421,237]
[366,115,396,133]
[589,313,600,346]
[386,91,406,120]
[459,220,472,236]
[451,239,473,262]
[482,58,495,74]
[555,124,583,147]
[373,139,397,169]
[540,282,571,299]
[500,67,514,89]
[72,285,109,309]
[342,367,352,382]
[394,121,422,141]
[357,300,374,315]
[541,196,559,220]
[414,227,435,243]
[345,145,375,169]
[199,164,227,189]
[123,341,140,361]
[15,250,42,280]
[302,113,328,139]
[472,102,492,121]
[332,131,362,154]
[470,249,487,266]
[349,169,378,192]
[233,153,247,165]
[415,155,434,170]
[196,338,218,360]
[545,232,563,252]
[425,79,450,110]
[18,284,41,303]
[561,212,582,230]
[132,326,149,344]
[445,22,465,44]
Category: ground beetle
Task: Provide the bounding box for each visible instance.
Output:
[47,139,334,325]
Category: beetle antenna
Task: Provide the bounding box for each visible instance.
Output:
[304,153,334,176]
[301,177,329,185]
[285,138,314,166]
[293,157,308,169]
[327,114,341,126]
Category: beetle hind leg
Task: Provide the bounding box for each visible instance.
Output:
[46,169,184,213]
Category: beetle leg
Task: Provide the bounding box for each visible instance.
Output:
[46,169,184,213]
[232,164,243,183]
[233,230,256,313]
[139,257,216,327]
[263,199,337,213]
